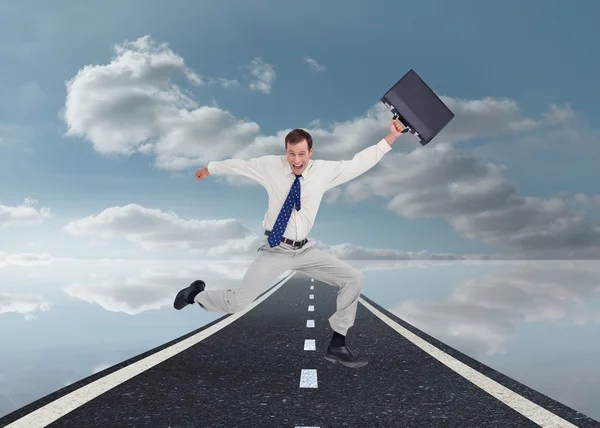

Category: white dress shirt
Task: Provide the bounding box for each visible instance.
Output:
[207,138,392,241]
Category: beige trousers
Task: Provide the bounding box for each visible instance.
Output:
[195,237,364,336]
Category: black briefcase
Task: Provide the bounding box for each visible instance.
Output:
[381,69,455,146]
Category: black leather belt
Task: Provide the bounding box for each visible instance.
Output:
[264,230,308,248]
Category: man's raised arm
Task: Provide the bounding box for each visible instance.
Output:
[195,156,271,186]
[323,119,404,190]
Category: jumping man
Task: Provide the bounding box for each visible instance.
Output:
[174,118,405,368]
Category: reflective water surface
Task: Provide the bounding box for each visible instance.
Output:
[1,259,599,420]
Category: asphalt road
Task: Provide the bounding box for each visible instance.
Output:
[1,272,599,428]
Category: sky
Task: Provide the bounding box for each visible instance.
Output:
[1,0,600,421]
[1,0,600,262]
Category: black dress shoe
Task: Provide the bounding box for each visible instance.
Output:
[173,280,205,310]
[324,344,368,368]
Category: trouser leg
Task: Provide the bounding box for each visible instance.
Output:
[292,246,364,336]
[195,243,294,313]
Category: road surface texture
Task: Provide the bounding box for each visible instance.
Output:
[1,271,599,428]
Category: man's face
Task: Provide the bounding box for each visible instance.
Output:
[286,140,312,175]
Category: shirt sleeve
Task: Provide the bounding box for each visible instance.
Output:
[322,139,392,190]
[207,156,273,186]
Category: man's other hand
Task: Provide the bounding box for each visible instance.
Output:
[195,167,210,181]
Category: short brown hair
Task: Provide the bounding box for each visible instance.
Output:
[285,129,313,150]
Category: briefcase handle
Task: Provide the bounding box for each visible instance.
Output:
[392,114,410,133]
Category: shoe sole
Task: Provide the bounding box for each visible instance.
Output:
[324,354,368,368]
[173,281,204,310]
[173,288,190,310]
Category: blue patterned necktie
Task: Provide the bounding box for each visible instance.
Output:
[268,175,302,247]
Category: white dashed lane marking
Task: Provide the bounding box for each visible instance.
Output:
[299,369,318,388]
[298,284,319,427]
[304,339,316,351]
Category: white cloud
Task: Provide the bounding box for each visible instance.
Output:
[64,276,170,315]
[217,77,240,88]
[304,57,326,72]
[318,241,480,261]
[61,201,598,261]
[573,193,600,209]
[236,99,572,163]
[57,259,470,316]
[0,251,54,268]
[436,98,573,144]
[336,143,600,258]
[211,57,275,93]
[62,259,271,315]
[392,261,600,357]
[61,203,504,260]
[0,199,51,227]
[0,292,52,320]
[62,36,262,170]
[242,57,275,94]
[62,203,257,255]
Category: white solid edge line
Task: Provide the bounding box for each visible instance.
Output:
[358,297,578,428]
[5,271,297,428]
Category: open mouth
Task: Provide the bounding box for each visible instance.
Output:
[293,163,303,172]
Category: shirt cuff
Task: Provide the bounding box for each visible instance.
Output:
[207,161,219,174]
[377,138,393,153]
